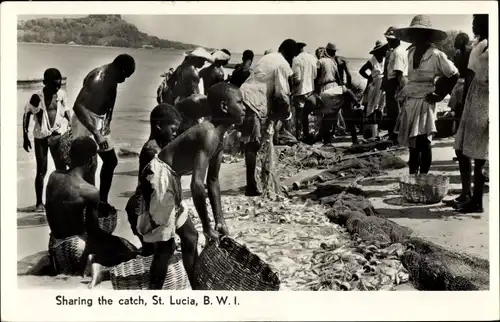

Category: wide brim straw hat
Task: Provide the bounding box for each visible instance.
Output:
[369,40,388,54]
[184,47,214,63]
[211,50,231,62]
[393,15,448,43]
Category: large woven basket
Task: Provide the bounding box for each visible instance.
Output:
[109,253,190,290]
[195,237,280,291]
[48,235,86,275]
[399,174,449,204]
[58,130,73,168]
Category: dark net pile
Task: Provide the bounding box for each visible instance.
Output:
[323,192,490,291]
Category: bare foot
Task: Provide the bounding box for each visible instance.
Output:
[35,203,45,212]
[88,263,106,289]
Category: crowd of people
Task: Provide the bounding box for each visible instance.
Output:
[21,14,489,289]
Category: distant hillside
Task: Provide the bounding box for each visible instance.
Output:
[17,15,213,51]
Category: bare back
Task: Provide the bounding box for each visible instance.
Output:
[158,122,222,177]
[75,66,117,116]
[45,171,100,239]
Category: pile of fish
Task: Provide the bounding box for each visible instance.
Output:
[308,239,410,291]
[182,194,410,291]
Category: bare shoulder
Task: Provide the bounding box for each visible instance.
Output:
[181,65,199,80]
[141,140,160,158]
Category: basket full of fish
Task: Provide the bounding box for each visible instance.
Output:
[195,236,280,291]
[399,174,449,204]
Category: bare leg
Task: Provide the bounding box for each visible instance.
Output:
[150,239,175,290]
[34,138,49,209]
[176,218,199,289]
[98,149,118,204]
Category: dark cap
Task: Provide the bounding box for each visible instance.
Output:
[326,43,338,51]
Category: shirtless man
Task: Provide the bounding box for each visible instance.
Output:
[125,103,183,255]
[45,137,137,287]
[71,54,135,205]
[229,49,254,88]
[166,48,213,104]
[136,82,245,289]
[22,68,70,211]
[200,49,231,93]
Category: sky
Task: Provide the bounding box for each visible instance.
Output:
[19,14,473,58]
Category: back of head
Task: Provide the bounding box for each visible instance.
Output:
[70,137,97,167]
[242,49,254,61]
[43,68,62,83]
[150,103,182,126]
[207,82,241,120]
[454,32,470,49]
[113,54,136,76]
[278,39,298,59]
[473,14,488,38]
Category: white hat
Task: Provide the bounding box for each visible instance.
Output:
[184,47,214,63]
[211,50,231,62]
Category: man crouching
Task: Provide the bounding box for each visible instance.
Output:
[136,82,245,289]
[45,137,137,288]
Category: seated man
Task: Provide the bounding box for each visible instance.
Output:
[45,137,138,288]
[136,82,245,290]
[126,103,183,255]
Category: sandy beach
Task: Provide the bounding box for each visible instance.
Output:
[17,135,489,290]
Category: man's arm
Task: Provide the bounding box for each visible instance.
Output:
[359,61,373,81]
[271,64,292,121]
[206,149,227,235]
[342,60,353,88]
[190,134,216,238]
[61,91,71,123]
[84,188,107,238]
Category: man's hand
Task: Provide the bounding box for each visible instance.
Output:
[94,132,108,151]
[425,92,442,104]
[203,227,220,242]
[23,135,32,153]
[215,222,229,237]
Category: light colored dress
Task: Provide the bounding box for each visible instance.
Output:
[364,56,386,115]
[454,39,489,160]
[395,45,458,148]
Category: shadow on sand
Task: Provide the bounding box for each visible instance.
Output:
[17,213,48,229]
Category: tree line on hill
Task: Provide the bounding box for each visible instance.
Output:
[17,15,213,51]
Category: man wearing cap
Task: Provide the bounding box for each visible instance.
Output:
[240,39,298,196]
[382,26,408,143]
[200,49,231,94]
[165,47,213,105]
[291,42,319,141]
[230,49,254,88]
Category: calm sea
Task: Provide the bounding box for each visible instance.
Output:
[17,43,367,163]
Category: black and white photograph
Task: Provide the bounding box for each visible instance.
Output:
[2,1,499,321]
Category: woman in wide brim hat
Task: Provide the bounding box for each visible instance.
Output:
[359,40,389,139]
[393,14,448,44]
[393,15,459,175]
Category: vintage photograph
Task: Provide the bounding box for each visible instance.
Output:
[16,12,490,292]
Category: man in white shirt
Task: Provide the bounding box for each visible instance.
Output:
[239,39,298,196]
[383,26,408,143]
[291,42,318,141]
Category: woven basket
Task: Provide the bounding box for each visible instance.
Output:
[48,235,86,275]
[58,130,73,168]
[399,174,449,204]
[195,237,280,291]
[98,205,118,234]
[109,253,190,290]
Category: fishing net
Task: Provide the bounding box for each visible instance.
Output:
[255,121,282,199]
[401,237,489,290]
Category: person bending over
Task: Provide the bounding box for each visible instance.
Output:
[136,82,245,289]
[71,54,136,205]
